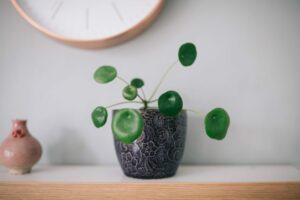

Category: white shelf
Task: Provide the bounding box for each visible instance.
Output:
[1,165,300,200]
[1,165,300,183]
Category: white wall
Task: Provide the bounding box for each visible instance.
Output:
[0,0,300,165]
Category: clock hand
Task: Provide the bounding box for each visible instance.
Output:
[86,8,89,30]
[111,1,124,22]
[51,0,59,10]
[51,0,64,20]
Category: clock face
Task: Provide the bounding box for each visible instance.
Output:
[12,0,164,47]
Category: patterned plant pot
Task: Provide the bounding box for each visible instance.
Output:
[113,109,187,179]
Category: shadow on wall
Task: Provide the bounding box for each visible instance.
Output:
[182,114,223,164]
[181,115,203,164]
[47,128,97,165]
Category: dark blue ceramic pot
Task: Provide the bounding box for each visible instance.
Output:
[113,109,187,179]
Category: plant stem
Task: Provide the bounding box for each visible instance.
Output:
[117,76,146,102]
[137,94,145,102]
[184,108,204,117]
[106,101,143,109]
[148,99,158,104]
[117,76,129,85]
[142,100,148,109]
[148,59,179,101]
[140,88,147,100]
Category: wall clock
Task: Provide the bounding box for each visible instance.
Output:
[11,0,164,48]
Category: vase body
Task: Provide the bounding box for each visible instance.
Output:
[0,120,42,175]
[114,109,187,179]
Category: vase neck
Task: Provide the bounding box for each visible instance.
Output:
[11,120,29,138]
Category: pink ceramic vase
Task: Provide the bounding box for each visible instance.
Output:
[0,120,42,175]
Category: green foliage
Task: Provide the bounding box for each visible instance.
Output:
[91,42,230,143]
[178,43,197,66]
[94,66,117,83]
[131,78,144,88]
[205,108,230,140]
[122,85,137,101]
[91,106,108,128]
[112,109,144,144]
[158,91,183,117]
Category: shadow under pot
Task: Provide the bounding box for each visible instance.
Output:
[113,109,187,179]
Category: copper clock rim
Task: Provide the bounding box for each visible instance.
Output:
[11,0,165,48]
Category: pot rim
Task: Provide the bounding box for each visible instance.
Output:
[112,107,187,114]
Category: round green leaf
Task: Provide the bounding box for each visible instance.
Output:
[94,66,117,83]
[205,108,230,140]
[122,85,137,101]
[178,43,197,66]
[112,109,144,144]
[158,91,183,117]
[131,78,144,88]
[91,106,108,128]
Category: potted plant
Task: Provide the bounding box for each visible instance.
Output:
[91,43,230,179]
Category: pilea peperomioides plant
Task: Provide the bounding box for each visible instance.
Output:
[92,43,230,144]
